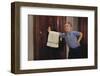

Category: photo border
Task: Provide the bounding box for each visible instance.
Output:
[11,2,97,74]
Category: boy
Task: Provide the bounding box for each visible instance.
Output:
[60,22,83,59]
[48,22,83,59]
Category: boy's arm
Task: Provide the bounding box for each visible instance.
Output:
[78,32,83,43]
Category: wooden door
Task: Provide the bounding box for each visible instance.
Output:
[78,17,88,58]
[33,15,66,60]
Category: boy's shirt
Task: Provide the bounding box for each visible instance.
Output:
[60,31,80,48]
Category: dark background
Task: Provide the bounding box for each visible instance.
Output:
[28,15,88,60]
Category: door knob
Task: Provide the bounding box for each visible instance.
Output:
[40,31,42,34]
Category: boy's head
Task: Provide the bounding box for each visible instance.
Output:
[64,22,72,32]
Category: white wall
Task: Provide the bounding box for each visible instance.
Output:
[28,15,34,60]
[0,0,100,76]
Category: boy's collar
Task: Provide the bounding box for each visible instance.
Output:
[65,31,72,33]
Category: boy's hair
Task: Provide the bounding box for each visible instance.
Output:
[64,22,72,27]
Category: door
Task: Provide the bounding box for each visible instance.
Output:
[78,17,88,58]
[33,15,67,60]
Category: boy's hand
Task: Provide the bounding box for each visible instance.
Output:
[77,41,80,45]
[48,26,51,32]
[77,32,83,44]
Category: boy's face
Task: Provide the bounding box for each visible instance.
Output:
[64,24,72,32]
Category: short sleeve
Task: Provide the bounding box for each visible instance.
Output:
[73,31,80,36]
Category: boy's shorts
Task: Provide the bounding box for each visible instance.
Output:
[68,46,83,59]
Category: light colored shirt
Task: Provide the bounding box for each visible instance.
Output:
[60,31,80,48]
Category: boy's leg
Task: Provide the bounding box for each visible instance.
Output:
[68,48,73,58]
[68,46,82,59]
[74,46,82,58]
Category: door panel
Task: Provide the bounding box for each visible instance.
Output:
[78,17,88,58]
[33,15,67,60]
